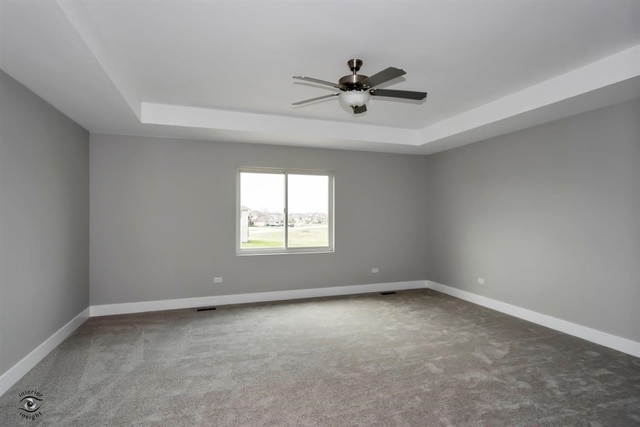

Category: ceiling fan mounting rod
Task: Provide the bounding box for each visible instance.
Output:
[340,59,368,90]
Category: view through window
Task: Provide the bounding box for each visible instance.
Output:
[238,169,333,253]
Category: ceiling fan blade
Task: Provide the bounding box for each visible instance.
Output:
[293,76,341,89]
[353,104,367,114]
[292,93,339,106]
[360,67,406,88]
[370,88,427,100]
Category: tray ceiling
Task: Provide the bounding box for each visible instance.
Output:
[1,0,639,154]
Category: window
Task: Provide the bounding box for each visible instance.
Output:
[237,168,334,254]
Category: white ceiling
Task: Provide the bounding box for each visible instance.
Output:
[1,0,639,154]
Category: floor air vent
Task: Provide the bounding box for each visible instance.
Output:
[380,291,396,295]
[197,307,217,312]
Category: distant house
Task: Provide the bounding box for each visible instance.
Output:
[246,210,286,228]
[253,214,269,227]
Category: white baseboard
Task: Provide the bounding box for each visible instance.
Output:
[90,280,430,317]
[427,281,640,358]
[0,307,90,397]
[4,280,636,398]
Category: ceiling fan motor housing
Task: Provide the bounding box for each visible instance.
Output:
[339,73,369,90]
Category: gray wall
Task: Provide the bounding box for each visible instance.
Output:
[3,65,637,382]
[426,98,640,342]
[90,134,429,305]
[0,70,89,375]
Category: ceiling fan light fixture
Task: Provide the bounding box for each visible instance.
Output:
[338,90,370,108]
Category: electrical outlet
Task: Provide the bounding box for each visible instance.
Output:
[213,277,223,284]
[477,277,485,285]
[372,268,379,273]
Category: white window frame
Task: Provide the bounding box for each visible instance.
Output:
[236,167,334,255]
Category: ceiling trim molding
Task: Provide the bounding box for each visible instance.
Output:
[417,44,640,150]
[141,45,640,152]
[140,102,421,147]
[57,0,142,118]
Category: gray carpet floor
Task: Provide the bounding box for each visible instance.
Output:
[1,289,639,426]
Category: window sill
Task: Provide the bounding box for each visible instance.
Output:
[236,248,334,256]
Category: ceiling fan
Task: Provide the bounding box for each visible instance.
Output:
[292,58,427,114]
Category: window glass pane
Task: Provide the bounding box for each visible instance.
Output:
[287,174,329,248]
[240,172,285,249]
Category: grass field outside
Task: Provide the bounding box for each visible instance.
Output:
[241,225,328,249]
